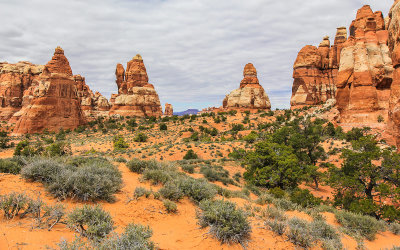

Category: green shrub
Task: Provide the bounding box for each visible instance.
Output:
[244,142,303,189]
[134,187,152,199]
[0,192,30,219]
[198,199,251,244]
[134,133,148,142]
[126,159,153,174]
[289,188,322,208]
[200,165,233,185]
[66,156,109,168]
[389,222,400,235]
[243,131,258,143]
[274,198,298,211]
[113,135,129,150]
[159,182,184,201]
[345,127,366,142]
[181,164,195,174]
[67,205,114,239]
[14,140,40,157]
[269,187,287,199]
[178,177,217,203]
[230,124,244,132]
[183,149,198,160]
[159,123,167,131]
[0,158,22,174]
[0,131,10,148]
[99,223,155,249]
[287,218,313,248]
[228,148,246,160]
[44,141,71,156]
[262,206,287,221]
[335,210,385,240]
[265,219,286,235]
[114,157,127,163]
[21,158,66,184]
[163,200,178,213]
[22,157,122,202]
[53,162,122,202]
[42,203,66,230]
[142,169,174,185]
[255,193,275,205]
[310,220,341,247]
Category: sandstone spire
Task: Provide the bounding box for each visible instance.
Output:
[109,55,162,117]
[223,63,271,110]
[12,47,86,134]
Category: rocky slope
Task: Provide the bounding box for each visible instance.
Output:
[109,55,163,117]
[223,63,271,110]
[12,47,86,134]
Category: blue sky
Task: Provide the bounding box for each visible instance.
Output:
[0,0,393,111]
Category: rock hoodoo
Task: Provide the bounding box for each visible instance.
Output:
[109,55,162,117]
[164,103,173,116]
[12,47,86,134]
[291,5,396,126]
[335,5,393,124]
[223,63,271,110]
[290,27,347,109]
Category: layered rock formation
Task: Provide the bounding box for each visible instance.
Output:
[109,55,162,117]
[291,4,396,127]
[74,74,110,116]
[0,62,44,120]
[335,5,393,124]
[290,27,347,109]
[388,0,400,147]
[223,63,271,110]
[164,103,173,116]
[12,47,86,134]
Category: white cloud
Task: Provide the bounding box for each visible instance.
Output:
[0,0,393,111]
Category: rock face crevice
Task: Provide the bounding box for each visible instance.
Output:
[109,55,162,117]
[223,63,271,110]
[12,47,86,134]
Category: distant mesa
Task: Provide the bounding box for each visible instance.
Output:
[109,54,163,117]
[223,63,271,111]
[174,109,199,116]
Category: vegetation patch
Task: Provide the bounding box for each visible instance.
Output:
[197,199,251,245]
[21,157,122,201]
